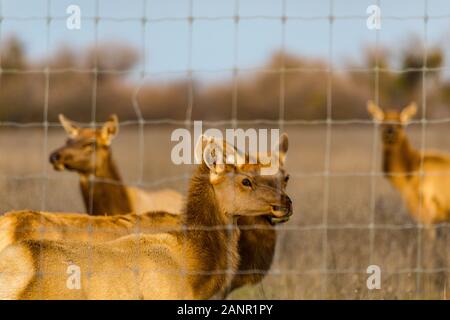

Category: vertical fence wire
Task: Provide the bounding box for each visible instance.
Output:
[226,0,241,300]
[278,0,287,299]
[37,0,52,299]
[416,0,429,298]
[320,0,334,299]
[84,0,100,296]
[368,0,381,298]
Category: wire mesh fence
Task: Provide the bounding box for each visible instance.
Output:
[0,0,449,299]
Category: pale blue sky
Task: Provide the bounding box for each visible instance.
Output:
[1,0,449,80]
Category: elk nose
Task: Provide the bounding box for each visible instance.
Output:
[287,196,292,207]
[271,195,293,218]
[269,195,293,224]
[286,196,293,216]
[49,152,61,164]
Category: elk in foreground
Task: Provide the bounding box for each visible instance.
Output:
[0,134,290,297]
[368,101,450,225]
[49,115,290,296]
[222,134,290,297]
[0,137,293,299]
[49,114,183,215]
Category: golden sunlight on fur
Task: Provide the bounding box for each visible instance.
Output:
[0,136,293,299]
[47,114,290,297]
[51,114,184,215]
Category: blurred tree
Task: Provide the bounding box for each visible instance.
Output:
[1,36,26,70]
[85,42,139,82]
[398,44,443,103]
[0,36,448,122]
[0,36,29,120]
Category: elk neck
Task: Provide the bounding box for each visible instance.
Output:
[79,147,133,215]
[183,163,240,298]
[382,134,421,189]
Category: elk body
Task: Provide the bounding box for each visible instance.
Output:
[0,210,181,254]
[0,138,293,299]
[49,114,183,215]
[0,140,290,297]
[368,101,450,225]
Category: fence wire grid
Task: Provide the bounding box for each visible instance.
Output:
[0,0,449,300]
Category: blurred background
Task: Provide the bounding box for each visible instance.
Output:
[0,0,450,299]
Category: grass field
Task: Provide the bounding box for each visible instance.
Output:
[0,123,449,299]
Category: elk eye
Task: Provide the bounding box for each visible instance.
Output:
[284,175,290,183]
[242,178,252,187]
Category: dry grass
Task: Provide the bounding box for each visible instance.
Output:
[0,124,449,299]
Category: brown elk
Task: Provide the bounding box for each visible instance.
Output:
[222,134,289,297]
[49,114,183,215]
[0,136,290,297]
[47,115,290,296]
[368,101,450,226]
[0,137,293,299]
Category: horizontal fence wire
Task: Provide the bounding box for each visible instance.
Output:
[2,118,450,127]
[0,66,448,76]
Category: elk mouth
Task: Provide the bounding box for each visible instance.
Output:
[51,161,78,172]
[270,205,292,219]
[268,215,290,224]
[383,134,398,144]
[51,161,66,171]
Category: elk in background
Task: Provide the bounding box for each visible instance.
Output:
[49,114,183,215]
[368,101,450,229]
[0,137,293,299]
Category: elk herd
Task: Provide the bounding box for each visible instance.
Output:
[0,100,449,299]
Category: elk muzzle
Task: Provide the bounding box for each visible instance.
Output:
[270,195,293,223]
[382,126,399,144]
[49,151,65,171]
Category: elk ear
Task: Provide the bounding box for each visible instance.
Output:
[400,102,417,123]
[367,101,384,122]
[59,114,80,138]
[276,133,289,167]
[100,114,119,145]
[197,135,227,184]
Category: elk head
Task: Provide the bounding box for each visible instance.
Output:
[198,135,293,222]
[49,114,119,175]
[367,101,417,145]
